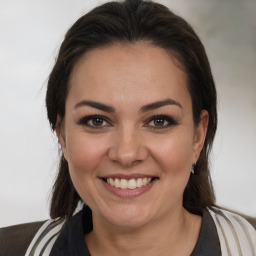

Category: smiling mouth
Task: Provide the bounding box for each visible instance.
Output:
[101,177,158,190]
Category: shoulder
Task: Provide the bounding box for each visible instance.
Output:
[0,221,46,256]
[207,206,256,255]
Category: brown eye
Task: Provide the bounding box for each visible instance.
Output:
[147,115,178,129]
[153,117,166,126]
[77,115,110,128]
[91,117,104,126]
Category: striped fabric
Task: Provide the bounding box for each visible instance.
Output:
[24,218,64,256]
[25,207,256,255]
[208,207,256,256]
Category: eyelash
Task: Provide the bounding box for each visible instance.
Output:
[77,115,178,129]
[146,115,179,129]
[77,115,111,129]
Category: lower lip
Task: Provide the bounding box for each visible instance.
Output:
[101,179,157,198]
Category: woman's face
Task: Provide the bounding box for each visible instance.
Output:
[58,43,208,228]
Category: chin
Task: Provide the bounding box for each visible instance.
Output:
[99,205,155,229]
[108,216,152,229]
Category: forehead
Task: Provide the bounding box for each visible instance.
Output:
[68,43,191,109]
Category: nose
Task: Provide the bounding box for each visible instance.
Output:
[108,126,148,167]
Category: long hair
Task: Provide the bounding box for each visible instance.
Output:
[46,0,217,220]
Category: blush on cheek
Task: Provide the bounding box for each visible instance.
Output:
[154,137,189,156]
[68,150,99,174]
[152,141,193,176]
[66,136,109,175]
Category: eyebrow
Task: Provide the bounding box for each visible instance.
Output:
[74,100,115,113]
[140,99,183,113]
[73,98,182,113]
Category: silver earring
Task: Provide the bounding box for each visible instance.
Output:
[191,162,197,174]
[191,165,195,174]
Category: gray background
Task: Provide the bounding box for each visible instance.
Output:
[0,0,255,227]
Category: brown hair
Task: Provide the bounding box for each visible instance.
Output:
[46,0,217,220]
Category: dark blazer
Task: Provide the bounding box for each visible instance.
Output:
[0,221,46,256]
[0,214,255,256]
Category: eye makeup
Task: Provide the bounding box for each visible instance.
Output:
[77,115,112,129]
[145,115,179,129]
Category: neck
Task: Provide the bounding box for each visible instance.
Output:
[85,207,202,256]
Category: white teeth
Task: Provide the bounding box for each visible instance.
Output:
[128,179,136,189]
[109,178,115,186]
[114,178,120,188]
[120,179,128,189]
[136,178,143,187]
[142,177,148,186]
[106,177,153,189]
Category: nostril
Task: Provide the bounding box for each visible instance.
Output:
[107,141,149,166]
[111,159,143,168]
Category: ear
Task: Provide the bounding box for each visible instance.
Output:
[192,110,209,163]
[56,115,68,160]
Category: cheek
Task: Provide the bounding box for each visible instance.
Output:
[149,132,194,173]
[65,132,108,176]
[64,133,110,205]
[150,134,194,204]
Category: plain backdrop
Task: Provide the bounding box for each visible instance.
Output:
[0,0,256,227]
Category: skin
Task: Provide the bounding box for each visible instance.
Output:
[57,42,209,256]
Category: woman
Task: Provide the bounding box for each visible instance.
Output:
[1,0,255,255]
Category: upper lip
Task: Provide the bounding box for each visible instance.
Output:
[99,174,158,180]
